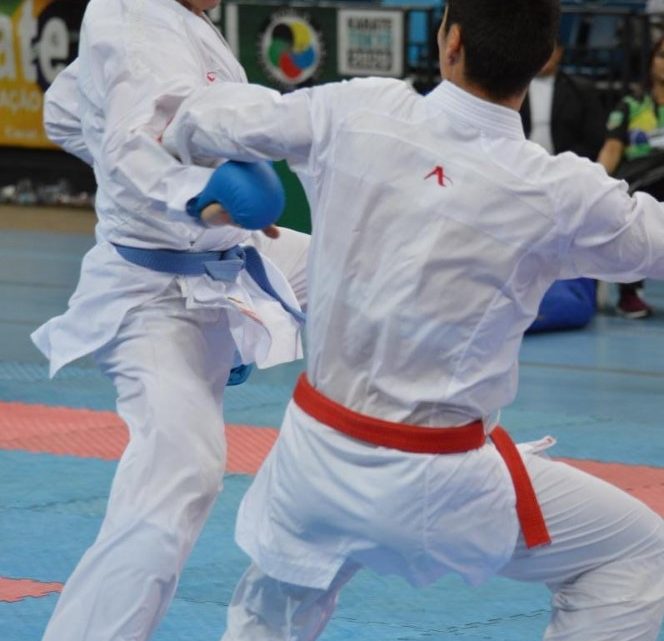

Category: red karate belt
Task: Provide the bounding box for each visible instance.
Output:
[293,374,551,549]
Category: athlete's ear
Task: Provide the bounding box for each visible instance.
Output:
[444,23,462,67]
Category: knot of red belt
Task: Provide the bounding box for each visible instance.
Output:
[292,373,551,548]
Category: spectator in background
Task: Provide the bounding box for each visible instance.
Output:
[521,42,605,333]
[597,36,664,319]
[521,41,605,159]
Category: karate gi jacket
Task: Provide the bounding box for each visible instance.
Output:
[32,0,302,374]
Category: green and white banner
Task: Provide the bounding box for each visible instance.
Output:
[337,9,404,77]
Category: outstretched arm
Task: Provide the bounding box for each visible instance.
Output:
[563,162,664,281]
[162,81,316,170]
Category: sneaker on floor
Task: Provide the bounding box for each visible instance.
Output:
[617,289,653,319]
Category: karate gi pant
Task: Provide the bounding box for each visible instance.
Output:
[222,453,664,641]
[40,229,308,641]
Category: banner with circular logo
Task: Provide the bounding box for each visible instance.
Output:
[258,10,324,87]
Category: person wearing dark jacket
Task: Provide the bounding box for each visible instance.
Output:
[521,42,605,333]
[521,43,606,159]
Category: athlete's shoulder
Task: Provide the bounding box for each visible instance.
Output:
[343,76,410,88]
[83,0,184,33]
[322,76,411,97]
[341,76,416,96]
[316,76,417,113]
[510,142,607,202]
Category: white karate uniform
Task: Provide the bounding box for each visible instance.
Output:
[31,1,308,640]
[164,78,664,640]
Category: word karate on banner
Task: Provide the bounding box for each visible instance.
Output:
[337,9,404,78]
[0,0,84,148]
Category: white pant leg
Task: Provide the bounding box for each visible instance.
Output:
[499,455,664,641]
[222,561,359,641]
[42,289,236,641]
[248,227,309,309]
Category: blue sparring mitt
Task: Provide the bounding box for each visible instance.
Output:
[186,160,285,230]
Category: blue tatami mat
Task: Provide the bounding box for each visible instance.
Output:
[1,450,556,641]
[1,222,663,640]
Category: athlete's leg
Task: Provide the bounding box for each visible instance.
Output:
[499,455,664,641]
[222,561,359,641]
[42,288,236,641]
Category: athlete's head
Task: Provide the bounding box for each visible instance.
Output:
[438,0,560,101]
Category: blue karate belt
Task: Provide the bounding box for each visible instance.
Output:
[112,243,305,386]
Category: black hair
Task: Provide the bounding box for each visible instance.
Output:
[444,0,561,100]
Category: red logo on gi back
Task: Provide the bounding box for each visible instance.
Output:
[206,71,217,83]
[425,165,452,187]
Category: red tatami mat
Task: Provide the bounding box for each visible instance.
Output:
[558,457,664,517]
[0,578,63,603]
[0,401,277,475]
[1,402,663,516]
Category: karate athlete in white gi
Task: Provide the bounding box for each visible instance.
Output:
[165,0,664,638]
[30,1,309,640]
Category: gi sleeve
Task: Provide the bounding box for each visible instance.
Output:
[162,76,406,182]
[82,15,215,221]
[162,81,316,173]
[43,59,93,166]
[561,159,664,281]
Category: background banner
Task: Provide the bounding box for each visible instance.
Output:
[0,0,84,148]
[224,3,340,89]
[337,9,404,77]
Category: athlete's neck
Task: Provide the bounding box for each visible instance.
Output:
[176,0,203,16]
[457,77,525,112]
[440,40,525,112]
